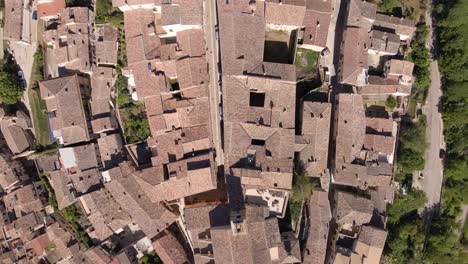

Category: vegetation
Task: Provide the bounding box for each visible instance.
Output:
[61,204,91,247]
[290,167,315,203]
[121,104,151,144]
[0,72,23,105]
[29,47,53,147]
[295,48,319,74]
[408,24,431,103]
[115,32,148,143]
[0,51,24,105]
[139,251,162,264]
[288,200,303,228]
[426,0,468,260]
[387,0,468,262]
[396,116,427,182]
[45,243,56,251]
[288,162,315,227]
[371,0,425,20]
[385,96,397,109]
[42,174,92,247]
[95,0,124,28]
[117,30,127,68]
[115,73,150,143]
[39,173,58,210]
[387,190,426,224]
[31,47,44,89]
[379,0,401,15]
[116,74,131,107]
[385,212,426,263]
[437,0,468,82]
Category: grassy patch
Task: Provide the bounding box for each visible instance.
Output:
[288,161,315,228]
[288,200,302,228]
[295,48,319,74]
[30,85,51,147]
[95,0,124,28]
[29,47,54,148]
[45,243,56,251]
[407,98,417,118]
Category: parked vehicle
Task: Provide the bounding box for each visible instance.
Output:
[320,47,330,57]
[439,149,447,160]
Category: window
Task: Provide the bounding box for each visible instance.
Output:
[251,139,265,146]
[249,91,265,107]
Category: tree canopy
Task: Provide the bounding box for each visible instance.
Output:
[0,71,24,105]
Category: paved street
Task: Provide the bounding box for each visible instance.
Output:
[321,0,341,78]
[414,7,445,214]
[204,0,224,167]
[8,0,38,113]
[10,41,37,112]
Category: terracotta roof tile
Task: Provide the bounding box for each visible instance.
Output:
[97,133,125,169]
[302,10,331,48]
[297,101,331,177]
[104,163,177,238]
[303,190,331,264]
[335,191,373,226]
[334,94,365,165]
[152,232,190,264]
[265,2,306,26]
[39,75,90,145]
[37,0,65,19]
[176,29,206,57]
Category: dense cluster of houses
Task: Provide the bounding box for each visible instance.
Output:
[0,0,419,263]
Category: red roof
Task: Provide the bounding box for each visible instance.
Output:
[26,233,51,256]
[37,0,65,19]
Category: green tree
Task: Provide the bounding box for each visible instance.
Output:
[61,205,91,246]
[0,71,24,105]
[385,217,425,263]
[140,252,162,264]
[397,118,427,176]
[408,24,431,101]
[116,74,131,107]
[438,0,468,82]
[387,190,426,224]
[424,215,468,262]
[379,0,400,14]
